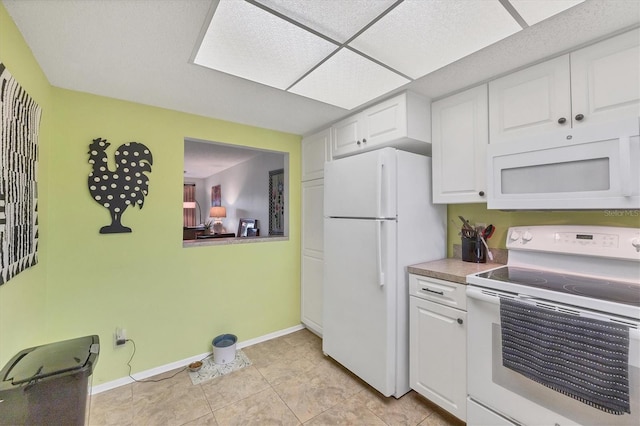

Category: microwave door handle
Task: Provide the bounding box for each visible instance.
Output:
[620,136,632,197]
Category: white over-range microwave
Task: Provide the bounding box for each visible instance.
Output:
[487,117,640,210]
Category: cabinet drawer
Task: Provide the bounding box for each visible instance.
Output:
[409,274,466,310]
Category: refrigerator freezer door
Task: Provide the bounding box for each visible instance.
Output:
[323,217,398,397]
[325,148,396,219]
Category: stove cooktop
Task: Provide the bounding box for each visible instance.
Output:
[477,266,640,308]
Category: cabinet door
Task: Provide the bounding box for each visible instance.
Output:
[302,129,331,181]
[410,297,467,421]
[571,29,640,127]
[489,55,571,144]
[432,85,488,203]
[331,114,362,158]
[362,93,407,147]
[301,179,324,335]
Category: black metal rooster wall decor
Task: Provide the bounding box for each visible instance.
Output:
[88,137,153,234]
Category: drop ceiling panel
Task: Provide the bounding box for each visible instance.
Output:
[254,0,397,43]
[289,48,410,110]
[510,0,585,26]
[349,0,522,79]
[194,0,338,90]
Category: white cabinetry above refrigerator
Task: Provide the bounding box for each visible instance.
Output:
[331,92,431,159]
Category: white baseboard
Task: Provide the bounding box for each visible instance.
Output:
[91,323,305,395]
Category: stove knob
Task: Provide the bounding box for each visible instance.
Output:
[632,238,640,252]
[509,231,520,242]
[522,231,533,243]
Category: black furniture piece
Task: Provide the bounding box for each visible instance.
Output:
[196,233,236,239]
[0,335,100,425]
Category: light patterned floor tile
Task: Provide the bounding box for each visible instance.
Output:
[89,384,133,426]
[273,358,366,423]
[304,391,387,425]
[132,373,211,426]
[213,387,300,425]
[418,410,465,426]
[89,328,462,426]
[201,366,271,411]
[351,388,435,426]
[182,413,219,425]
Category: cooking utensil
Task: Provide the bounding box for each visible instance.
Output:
[458,216,474,231]
[482,224,495,240]
[480,236,494,261]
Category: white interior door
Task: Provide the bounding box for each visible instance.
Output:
[323,217,396,396]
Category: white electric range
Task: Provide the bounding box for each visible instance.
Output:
[466,225,640,426]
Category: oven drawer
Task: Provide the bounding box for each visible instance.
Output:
[409,274,466,310]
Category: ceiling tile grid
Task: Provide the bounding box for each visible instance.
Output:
[194,0,585,110]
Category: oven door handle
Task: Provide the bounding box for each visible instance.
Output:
[467,286,539,306]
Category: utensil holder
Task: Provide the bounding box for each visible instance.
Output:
[462,236,486,263]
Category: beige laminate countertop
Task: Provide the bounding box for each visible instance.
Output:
[408,258,504,285]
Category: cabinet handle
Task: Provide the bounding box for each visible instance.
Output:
[362,138,367,143]
[575,114,584,121]
[557,117,566,124]
[423,287,444,295]
[478,191,485,196]
[357,140,361,145]
[457,318,463,325]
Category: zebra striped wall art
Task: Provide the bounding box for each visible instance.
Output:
[0,63,41,285]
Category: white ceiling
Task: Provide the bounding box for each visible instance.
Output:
[3,0,639,138]
[183,139,262,178]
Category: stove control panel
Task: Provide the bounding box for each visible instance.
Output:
[506,225,640,260]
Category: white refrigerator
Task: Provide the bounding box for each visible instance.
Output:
[323,147,446,398]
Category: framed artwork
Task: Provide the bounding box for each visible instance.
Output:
[268,169,284,236]
[0,63,42,285]
[237,218,257,237]
[211,184,221,207]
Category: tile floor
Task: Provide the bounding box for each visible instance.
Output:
[89,329,464,425]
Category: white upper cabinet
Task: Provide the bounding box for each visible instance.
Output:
[489,55,571,144]
[331,91,431,159]
[571,28,640,127]
[302,128,332,181]
[432,85,488,204]
[490,29,640,144]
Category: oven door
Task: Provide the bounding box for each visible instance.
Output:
[467,285,640,426]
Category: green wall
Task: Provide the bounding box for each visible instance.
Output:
[2,2,639,388]
[447,204,640,257]
[1,3,302,386]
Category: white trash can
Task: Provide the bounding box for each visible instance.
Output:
[212,334,237,365]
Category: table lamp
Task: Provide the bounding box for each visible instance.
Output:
[210,206,227,234]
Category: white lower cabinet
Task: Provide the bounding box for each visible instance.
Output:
[409,274,467,421]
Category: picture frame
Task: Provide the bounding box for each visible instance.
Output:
[237,218,257,237]
[268,169,284,236]
[211,184,221,207]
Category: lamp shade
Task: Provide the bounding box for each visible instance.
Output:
[210,206,227,218]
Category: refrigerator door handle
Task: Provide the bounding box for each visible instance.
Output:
[376,155,384,218]
[376,220,385,286]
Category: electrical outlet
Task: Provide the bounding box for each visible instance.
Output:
[115,327,127,346]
